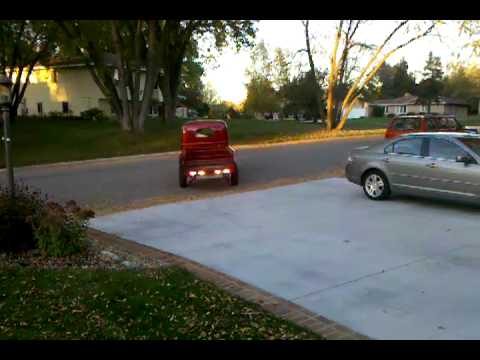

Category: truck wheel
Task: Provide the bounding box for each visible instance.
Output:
[179,166,188,188]
[230,166,239,186]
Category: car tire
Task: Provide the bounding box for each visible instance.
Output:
[179,166,188,188]
[230,165,239,186]
[362,170,391,200]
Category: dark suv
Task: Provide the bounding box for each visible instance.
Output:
[384,114,474,139]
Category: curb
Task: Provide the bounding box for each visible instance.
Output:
[87,228,371,340]
[0,133,383,173]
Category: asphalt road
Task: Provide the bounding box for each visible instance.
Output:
[1,137,382,209]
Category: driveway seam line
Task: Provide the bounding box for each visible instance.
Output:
[290,244,474,302]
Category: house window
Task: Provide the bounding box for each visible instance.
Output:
[399,105,406,113]
[37,102,43,115]
[62,102,69,114]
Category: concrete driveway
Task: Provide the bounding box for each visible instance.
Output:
[90,177,480,339]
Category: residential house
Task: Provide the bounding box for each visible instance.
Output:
[343,98,369,119]
[370,93,469,118]
[14,57,164,117]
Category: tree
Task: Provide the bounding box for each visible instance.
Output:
[178,44,208,116]
[245,40,272,81]
[272,47,291,91]
[443,62,480,114]
[243,76,281,115]
[243,41,281,115]
[57,20,256,132]
[325,20,436,131]
[202,81,221,105]
[422,51,443,80]
[57,20,159,132]
[0,20,58,122]
[298,20,326,122]
[416,51,444,112]
[377,59,416,98]
[281,71,322,119]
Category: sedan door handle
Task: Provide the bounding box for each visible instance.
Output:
[382,157,390,163]
[426,163,437,168]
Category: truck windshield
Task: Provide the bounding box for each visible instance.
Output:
[459,138,480,156]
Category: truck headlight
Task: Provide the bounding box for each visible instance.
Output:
[347,156,353,163]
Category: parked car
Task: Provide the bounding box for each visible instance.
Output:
[179,120,238,187]
[345,132,480,203]
[384,114,477,139]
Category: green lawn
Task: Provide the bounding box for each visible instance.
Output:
[4,115,478,168]
[0,117,382,168]
[344,116,393,130]
[0,266,321,340]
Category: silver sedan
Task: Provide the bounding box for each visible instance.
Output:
[345,132,480,202]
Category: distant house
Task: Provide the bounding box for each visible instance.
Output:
[343,98,369,119]
[370,93,468,118]
[14,56,163,117]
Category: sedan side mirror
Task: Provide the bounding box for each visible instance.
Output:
[456,155,475,165]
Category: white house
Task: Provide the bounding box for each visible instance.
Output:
[14,58,165,117]
[343,98,369,119]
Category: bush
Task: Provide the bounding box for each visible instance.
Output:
[80,108,109,122]
[0,184,95,256]
[0,184,45,253]
[33,200,95,258]
[371,106,385,117]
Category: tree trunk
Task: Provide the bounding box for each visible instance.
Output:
[303,20,325,123]
[326,21,343,131]
[111,21,134,132]
[159,66,180,123]
[162,87,176,123]
[136,20,159,132]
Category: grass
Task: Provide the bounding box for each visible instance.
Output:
[3,115,479,168]
[0,266,321,340]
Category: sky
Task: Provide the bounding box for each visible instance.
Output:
[201,20,477,104]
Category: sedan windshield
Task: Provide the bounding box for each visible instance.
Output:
[459,138,480,156]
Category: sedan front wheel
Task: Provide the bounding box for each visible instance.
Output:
[362,170,391,200]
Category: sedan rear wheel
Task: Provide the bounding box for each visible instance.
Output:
[362,170,391,200]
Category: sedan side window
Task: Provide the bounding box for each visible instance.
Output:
[428,138,467,161]
[392,138,424,156]
[391,118,420,130]
[437,118,457,130]
[384,143,394,154]
[426,118,439,130]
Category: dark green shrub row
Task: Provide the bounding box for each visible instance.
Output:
[17,108,110,122]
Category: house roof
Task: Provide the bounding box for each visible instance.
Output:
[40,56,91,68]
[40,54,147,70]
[372,93,418,106]
[372,93,468,106]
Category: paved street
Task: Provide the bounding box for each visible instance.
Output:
[0,137,382,208]
[91,177,480,340]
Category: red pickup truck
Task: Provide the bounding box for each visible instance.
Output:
[179,120,239,188]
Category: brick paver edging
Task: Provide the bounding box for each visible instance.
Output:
[87,228,370,340]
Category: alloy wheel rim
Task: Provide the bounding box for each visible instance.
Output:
[365,174,385,198]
